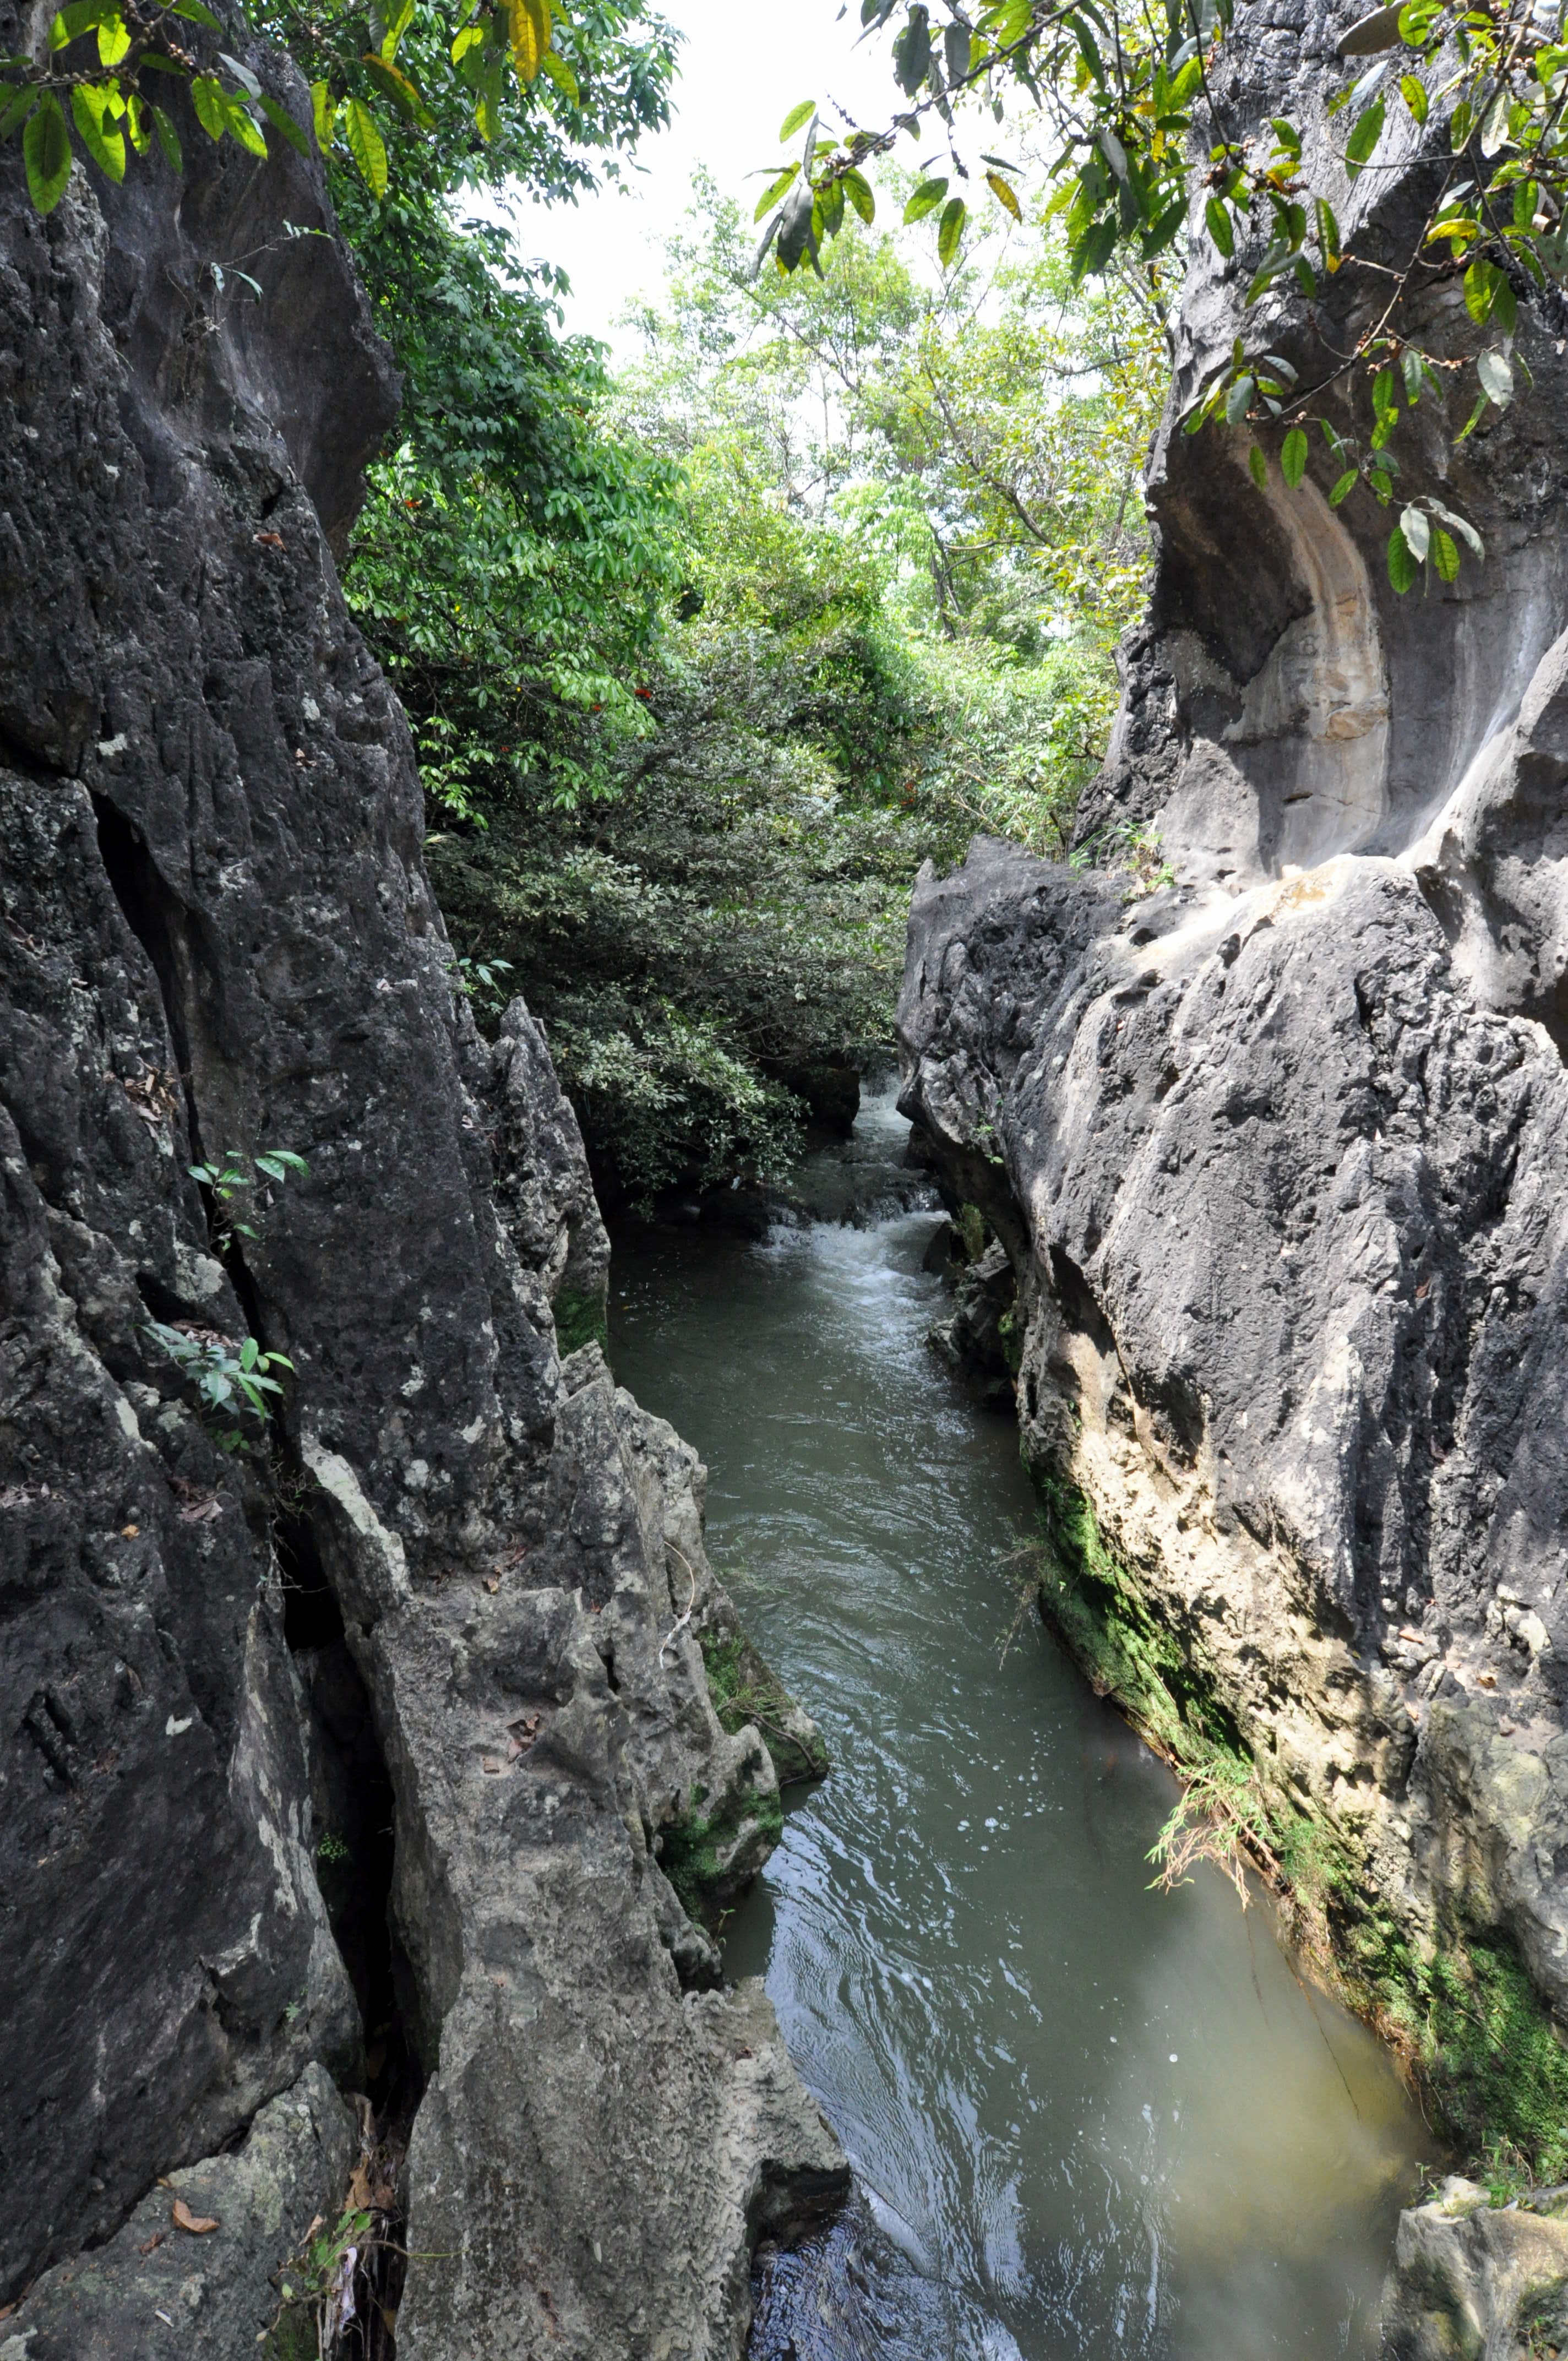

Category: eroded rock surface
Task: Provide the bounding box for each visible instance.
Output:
[1,2064,356,2361]
[1382,2178,1568,2361]
[0,22,840,2355]
[895,0,1568,2238]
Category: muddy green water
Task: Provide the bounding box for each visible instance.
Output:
[612,1092,1429,2361]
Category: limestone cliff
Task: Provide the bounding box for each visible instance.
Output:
[0,20,841,2357]
[897,0,1568,2178]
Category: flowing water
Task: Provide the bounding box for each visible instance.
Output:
[611,1090,1430,2361]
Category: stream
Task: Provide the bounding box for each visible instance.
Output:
[611,1088,1430,2361]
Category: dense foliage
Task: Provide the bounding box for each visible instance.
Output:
[762,0,1554,598]
[0,0,1166,1206]
[413,185,1165,1205]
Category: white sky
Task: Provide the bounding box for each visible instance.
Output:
[501,0,899,352]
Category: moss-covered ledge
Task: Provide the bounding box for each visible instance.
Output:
[1030,1461,1568,2182]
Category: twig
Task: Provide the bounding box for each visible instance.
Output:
[658,1542,698,1665]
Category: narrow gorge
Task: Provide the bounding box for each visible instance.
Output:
[3,0,1568,2353]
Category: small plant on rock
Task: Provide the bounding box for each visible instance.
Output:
[1146,1748,1277,1908]
[143,1321,296,1454]
[190,1145,308,1246]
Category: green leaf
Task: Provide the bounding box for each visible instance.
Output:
[70,81,125,179]
[1387,525,1417,592]
[1401,347,1425,402]
[1338,3,1403,53]
[1400,503,1429,560]
[190,74,227,141]
[362,55,433,126]
[310,79,334,153]
[379,0,413,60]
[1480,85,1510,157]
[151,101,182,171]
[0,85,37,141]
[778,99,815,140]
[1071,215,1118,280]
[504,0,550,85]
[1249,443,1268,489]
[986,168,1021,220]
[1142,196,1185,258]
[903,175,948,224]
[1450,97,1473,151]
[218,49,262,99]
[344,92,387,195]
[1455,389,1489,444]
[1224,373,1255,424]
[170,0,222,27]
[259,91,310,155]
[1329,467,1358,506]
[753,161,798,224]
[225,98,268,159]
[1431,526,1460,581]
[1477,346,1513,406]
[892,8,931,94]
[1205,194,1234,258]
[1314,195,1341,269]
[96,8,129,66]
[538,48,578,100]
[1398,70,1428,124]
[23,89,71,211]
[1428,497,1484,558]
[1281,425,1308,486]
[1346,96,1385,173]
[843,167,875,224]
[1463,256,1497,323]
[937,194,966,266]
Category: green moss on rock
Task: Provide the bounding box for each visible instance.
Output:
[699,1626,829,1784]
[661,1780,784,1924]
[1031,1462,1568,2180]
[554,1286,608,1357]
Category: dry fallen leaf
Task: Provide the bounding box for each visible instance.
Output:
[121,1524,139,1538]
[506,1712,542,1761]
[483,1574,500,1595]
[1477,1672,1498,1689]
[347,2159,396,2211]
[172,2198,218,2234]
[138,2230,166,2256]
[254,531,286,551]
[481,1756,505,1776]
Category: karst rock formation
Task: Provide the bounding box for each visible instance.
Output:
[898,0,1568,2346]
[0,11,842,2355]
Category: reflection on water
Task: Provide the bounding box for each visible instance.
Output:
[611,1092,1429,2360]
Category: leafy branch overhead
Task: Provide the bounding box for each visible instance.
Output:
[755,0,1567,595]
[1,0,569,214]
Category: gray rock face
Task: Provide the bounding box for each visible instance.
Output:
[894,0,1568,2210]
[1381,2178,1568,2360]
[2,2064,356,2361]
[926,1238,1018,1409]
[0,27,840,2355]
